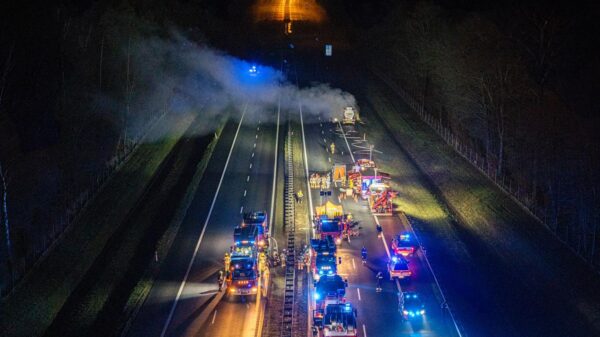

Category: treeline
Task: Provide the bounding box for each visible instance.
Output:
[0,0,230,295]
[365,1,600,267]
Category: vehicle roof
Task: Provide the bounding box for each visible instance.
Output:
[243,211,267,224]
[316,275,345,294]
[390,256,409,270]
[320,219,341,233]
[403,293,423,308]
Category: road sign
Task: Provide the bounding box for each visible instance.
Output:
[325,44,332,56]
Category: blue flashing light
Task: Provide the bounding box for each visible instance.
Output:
[327,270,333,275]
[249,65,258,76]
[392,256,398,263]
[314,293,321,300]
[344,303,351,312]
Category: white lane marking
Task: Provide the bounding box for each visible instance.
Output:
[247,175,250,182]
[240,206,244,214]
[252,152,255,158]
[362,324,367,337]
[244,190,247,197]
[249,163,253,169]
[254,143,256,148]
[211,310,217,325]
[269,98,280,234]
[352,258,356,270]
[256,134,258,139]
[405,215,464,337]
[357,288,362,301]
[373,215,391,260]
[257,126,260,131]
[160,106,247,337]
[337,121,355,162]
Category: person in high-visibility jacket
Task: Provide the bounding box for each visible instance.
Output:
[224,252,231,272]
[297,190,304,204]
[330,142,335,154]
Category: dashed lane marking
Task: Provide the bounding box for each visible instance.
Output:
[211,310,217,325]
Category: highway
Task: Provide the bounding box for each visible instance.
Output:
[126,103,281,337]
[299,107,456,336]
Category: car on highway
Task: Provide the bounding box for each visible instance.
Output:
[388,255,411,280]
[401,292,426,320]
[391,232,418,257]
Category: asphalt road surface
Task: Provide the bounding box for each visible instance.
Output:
[300,108,458,337]
[126,103,280,337]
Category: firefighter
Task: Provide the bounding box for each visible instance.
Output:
[218,270,224,292]
[376,271,383,292]
[330,142,336,154]
[297,190,304,204]
[224,252,231,272]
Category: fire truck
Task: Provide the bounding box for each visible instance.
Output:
[234,211,269,250]
[318,303,358,337]
[226,246,260,299]
[313,275,347,326]
[368,183,395,215]
[314,201,347,244]
[311,236,337,281]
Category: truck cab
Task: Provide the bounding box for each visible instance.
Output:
[227,247,259,299]
[342,107,356,125]
[313,275,347,326]
[316,217,344,244]
[311,237,338,281]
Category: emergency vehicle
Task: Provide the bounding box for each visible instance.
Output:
[313,275,347,325]
[391,232,417,257]
[226,246,259,298]
[314,201,347,244]
[319,303,358,337]
[401,292,426,320]
[388,255,412,280]
[311,236,337,281]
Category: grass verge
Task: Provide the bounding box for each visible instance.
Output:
[0,112,196,337]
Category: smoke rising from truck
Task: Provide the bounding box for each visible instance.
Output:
[118,33,357,138]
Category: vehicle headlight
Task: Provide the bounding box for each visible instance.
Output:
[251,287,258,293]
[403,310,408,315]
[420,309,426,315]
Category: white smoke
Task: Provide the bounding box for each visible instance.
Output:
[122,32,357,137]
